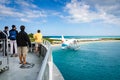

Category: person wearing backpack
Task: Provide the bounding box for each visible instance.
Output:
[9,25,18,57]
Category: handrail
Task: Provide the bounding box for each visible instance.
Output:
[0,31,9,64]
[37,40,53,80]
[0,31,9,72]
[3,31,8,51]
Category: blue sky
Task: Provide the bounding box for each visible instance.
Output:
[0,0,120,36]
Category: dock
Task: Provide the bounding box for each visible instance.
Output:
[0,39,64,80]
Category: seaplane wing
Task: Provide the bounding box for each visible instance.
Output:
[61,35,80,50]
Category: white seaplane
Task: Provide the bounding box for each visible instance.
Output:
[61,35,80,50]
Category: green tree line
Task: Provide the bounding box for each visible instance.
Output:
[28,33,61,43]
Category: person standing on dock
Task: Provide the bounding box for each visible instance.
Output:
[3,26,9,56]
[3,26,9,36]
[9,25,18,57]
[16,25,31,64]
[33,30,43,54]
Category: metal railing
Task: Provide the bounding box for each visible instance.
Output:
[0,31,9,72]
[37,40,53,80]
[0,31,8,56]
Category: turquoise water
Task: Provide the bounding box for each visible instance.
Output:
[53,42,120,80]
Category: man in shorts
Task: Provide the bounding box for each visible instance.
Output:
[33,30,42,53]
[16,25,31,64]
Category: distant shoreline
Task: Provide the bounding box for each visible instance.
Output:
[51,39,120,47]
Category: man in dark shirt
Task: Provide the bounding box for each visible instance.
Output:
[3,26,9,36]
[16,25,31,64]
[3,26,9,56]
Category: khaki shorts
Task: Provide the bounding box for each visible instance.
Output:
[18,47,28,56]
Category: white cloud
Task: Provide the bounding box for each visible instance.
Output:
[0,5,24,17]
[24,10,46,18]
[64,0,120,24]
[15,0,37,8]
[64,0,99,23]
[96,4,120,24]
[42,20,47,23]
[20,18,30,22]
[0,0,47,23]
[0,0,10,4]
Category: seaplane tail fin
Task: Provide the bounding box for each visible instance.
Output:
[61,35,65,42]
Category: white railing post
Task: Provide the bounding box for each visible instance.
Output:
[48,49,53,80]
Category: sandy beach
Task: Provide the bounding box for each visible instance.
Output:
[51,40,120,47]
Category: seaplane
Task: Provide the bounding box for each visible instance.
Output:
[61,35,80,50]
